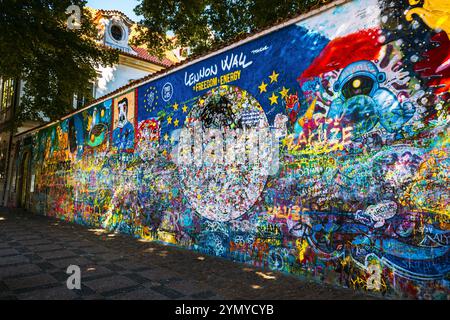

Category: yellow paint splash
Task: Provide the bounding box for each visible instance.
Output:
[406,0,450,36]
[297,98,316,128]
[296,239,309,262]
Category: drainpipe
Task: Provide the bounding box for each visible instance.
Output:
[2,78,20,207]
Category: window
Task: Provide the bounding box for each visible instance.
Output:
[73,82,94,109]
[111,25,123,41]
[1,78,15,111]
[0,78,15,123]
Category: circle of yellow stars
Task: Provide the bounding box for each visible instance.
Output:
[257,70,290,105]
[143,86,158,113]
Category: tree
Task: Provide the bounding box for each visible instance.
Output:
[0,0,118,130]
[133,0,333,57]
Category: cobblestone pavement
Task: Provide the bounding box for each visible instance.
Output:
[0,208,382,300]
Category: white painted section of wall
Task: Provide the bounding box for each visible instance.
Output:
[95,64,151,99]
[296,0,380,39]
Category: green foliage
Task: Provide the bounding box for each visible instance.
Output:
[133,0,333,56]
[0,0,118,129]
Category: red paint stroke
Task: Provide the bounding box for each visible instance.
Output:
[299,28,383,80]
[414,31,450,95]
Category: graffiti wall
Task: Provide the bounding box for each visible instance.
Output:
[15,0,449,299]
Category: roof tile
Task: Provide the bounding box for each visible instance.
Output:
[130,46,174,67]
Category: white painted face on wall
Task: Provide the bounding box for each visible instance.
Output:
[117,99,128,129]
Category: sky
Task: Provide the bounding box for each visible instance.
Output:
[86,0,143,22]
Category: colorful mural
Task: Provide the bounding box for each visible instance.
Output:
[13,0,449,299]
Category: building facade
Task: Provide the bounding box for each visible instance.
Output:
[0,78,19,205]
[90,9,180,100]
[4,0,450,299]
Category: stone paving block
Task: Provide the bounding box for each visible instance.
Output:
[84,256,105,264]
[49,271,70,282]
[70,249,87,255]
[0,248,20,257]
[24,253,44,262]
[36,261,58,272]
[112,260,154,271]
[72,242,96,248]
[17,239,46,246]
[77,247,110,255]
[83,275,138,293]
[0,280,9,291]
[121,272,152,284]
[3,274,58,291]
[78,284,96,295]
[138,268,180,282]
[15,247,31,253]
[17,286,79,300]
[101,263,126,272]
[0,264,42,279]
[0,255,29,267]
[81,265,115,280]
[101,285,144,297]
[6,241,22,247]
[17,240,54,246]
[37,250,78,260]
[110,288,168,300]
[28,244,64,252]
[94,252,128,262]
[48,256,92,268]
[165,279,213,296]
[150,285,185,299]
[13,235,41,241]
[59,238,85,244]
